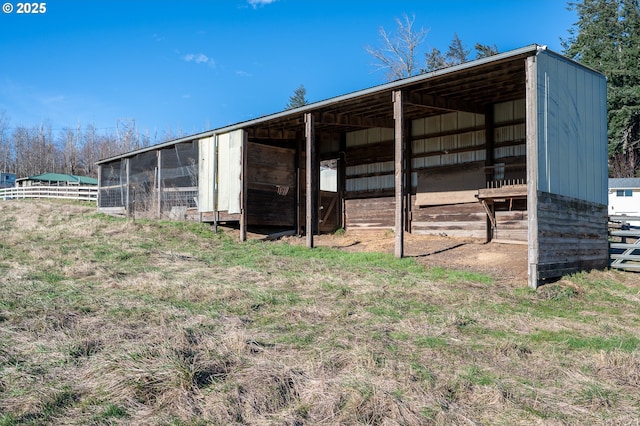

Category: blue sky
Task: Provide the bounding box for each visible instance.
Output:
[0,0,577,140]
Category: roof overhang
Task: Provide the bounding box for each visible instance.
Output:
[97,44,596,165]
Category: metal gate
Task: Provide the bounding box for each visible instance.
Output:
[609,216,640,271]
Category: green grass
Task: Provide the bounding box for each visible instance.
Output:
[1,200,639,425]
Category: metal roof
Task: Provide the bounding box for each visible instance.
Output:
[17,172,99,185]
[97,44,595,165]
[609,178,640,189]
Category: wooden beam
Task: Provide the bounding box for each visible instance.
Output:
[305,113,318,248]
[240,130,248,242]
[317,111,394,129]
[393,90,405,258]
[525,56,539,289]
[407,92,485,115]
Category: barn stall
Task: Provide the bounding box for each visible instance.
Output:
[97,45,608,288]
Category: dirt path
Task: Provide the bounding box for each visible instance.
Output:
[275,230,529,284]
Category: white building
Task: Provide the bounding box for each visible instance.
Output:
[609,178,640,227]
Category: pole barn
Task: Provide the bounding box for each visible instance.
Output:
[97,45,608,288]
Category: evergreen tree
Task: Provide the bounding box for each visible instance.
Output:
[563,0,640,176]
[475,43,499,59]
[285,84,309,109]
[445,33,470,65]
[424,47,447,72]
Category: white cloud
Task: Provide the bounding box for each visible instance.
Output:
[235,70,252,77]
[182,53,215,67]
[247,0,277,9]
[40,95,65,105]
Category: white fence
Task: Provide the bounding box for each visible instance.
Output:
[0,186,98,202]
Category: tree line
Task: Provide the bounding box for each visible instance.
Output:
[0,112,185,178]
[366,2,640,177]
[3,0,638,178]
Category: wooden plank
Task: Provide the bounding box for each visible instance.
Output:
[416,190,479,206]
[477,185,527,199]
[345,196,395,229]
[393,90,405,258]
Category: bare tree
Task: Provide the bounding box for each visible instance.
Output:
[0,110,12,173]
[365,13,428,81]
[60,126,81,175]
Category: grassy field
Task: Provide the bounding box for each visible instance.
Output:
[0,200,639,425]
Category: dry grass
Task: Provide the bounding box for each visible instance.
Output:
[1,199,639,425]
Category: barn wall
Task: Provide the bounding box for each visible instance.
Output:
[345,196,395,229]
[345,127,395,195]
[412,201,486,238]
[246,142,296,227]
[534,50,608,205]
[533,191,608,281]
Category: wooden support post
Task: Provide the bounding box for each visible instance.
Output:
[97,164,102,208]
[484,105,495,242]
[305,113,317,248]
[526,55,539,289]
[156,150,162,218]
[393,90,405,258]
[125,158,131,217]
[239,130,248,242]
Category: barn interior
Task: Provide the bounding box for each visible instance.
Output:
[98,48,532,244]
[231,48,531,243]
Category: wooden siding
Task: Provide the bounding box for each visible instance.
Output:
[345,196,395,229]
[494,209,527,242]
[412,201,486,238]
[533,191,608,281]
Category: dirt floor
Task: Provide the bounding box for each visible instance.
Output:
[236,227,529,285]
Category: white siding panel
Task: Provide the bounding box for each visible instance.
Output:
[217,130,243,214]
[441,112,458,131]
[346,127,394,147]
[198,136,214,212]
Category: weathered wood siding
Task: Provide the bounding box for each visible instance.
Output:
[246,143,296,227]
[495,209,528,242]
[412,201,486,238]
[345,196,395,229]
[533,191,608,281]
